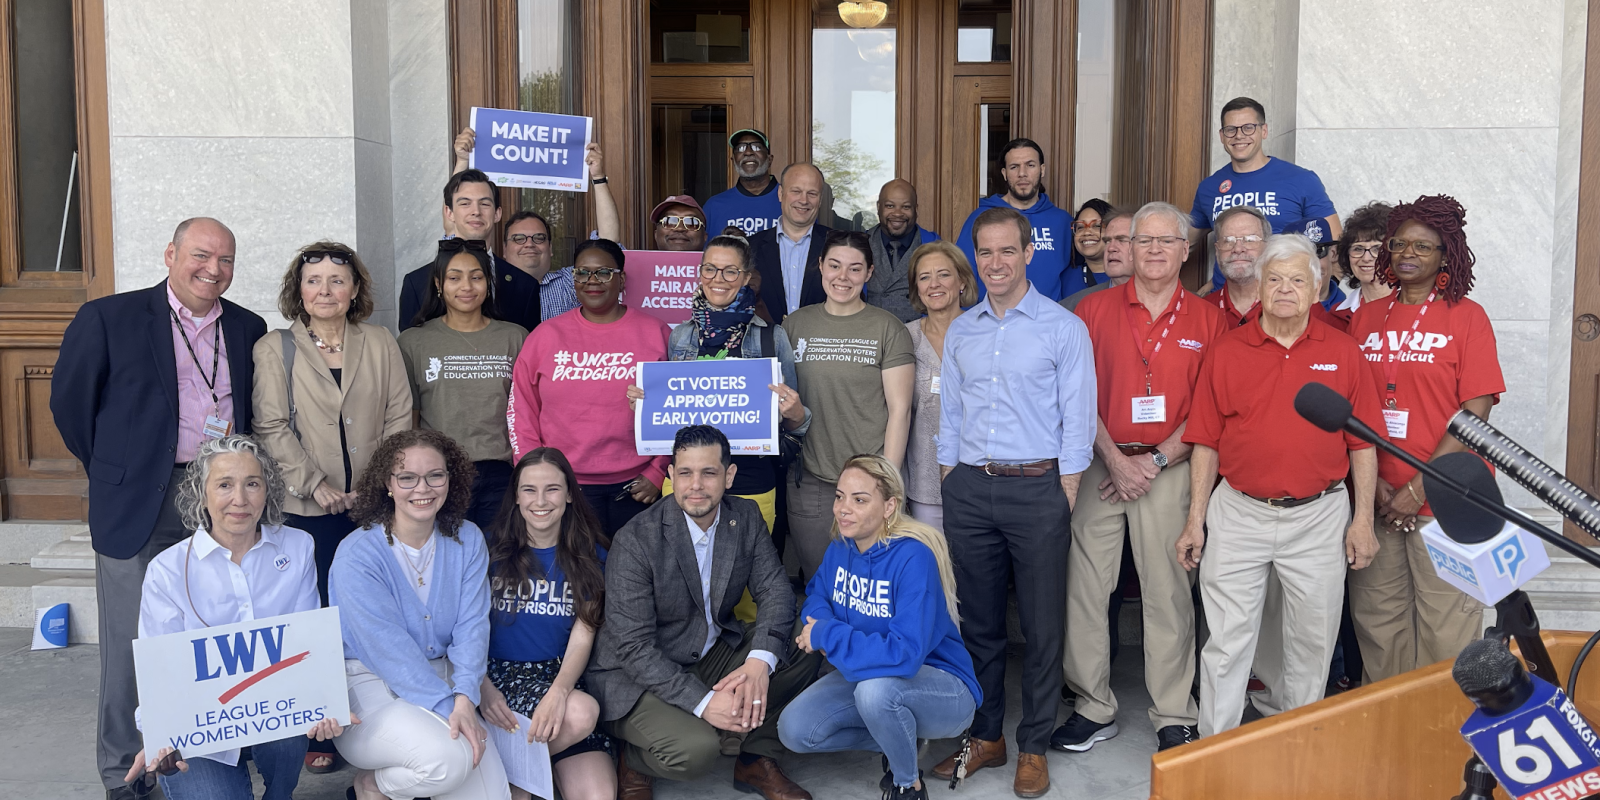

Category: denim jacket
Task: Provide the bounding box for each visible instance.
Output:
[667,315,811,436]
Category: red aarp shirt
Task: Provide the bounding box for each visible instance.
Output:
[1206,287,1348,332]
[1185,317,1384,499]
[1077,281,1227,445]
[1346,296,1504,514]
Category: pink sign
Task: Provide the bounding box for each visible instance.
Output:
[621,249,703,325]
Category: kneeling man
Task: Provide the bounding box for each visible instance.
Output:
[1176,234,1381,736]
[589,425,821,800]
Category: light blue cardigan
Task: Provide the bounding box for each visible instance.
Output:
[329,522,490,717]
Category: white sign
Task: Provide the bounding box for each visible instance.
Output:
[133,607,351,757]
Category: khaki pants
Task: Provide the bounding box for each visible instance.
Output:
[1198,480,1348,736]
[1063,457,1198,728]
[1348,515,1484,683]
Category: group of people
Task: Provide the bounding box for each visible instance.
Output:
[55,94,1503,800]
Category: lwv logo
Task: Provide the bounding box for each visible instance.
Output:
[191,624,311,704]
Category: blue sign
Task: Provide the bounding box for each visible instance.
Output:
[1461,674,1600,799]
[469,107,592,191]
[32,603,68,650]
[634,359,781,457]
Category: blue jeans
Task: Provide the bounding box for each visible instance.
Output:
[157,735,308,800]
[778,665,975,788]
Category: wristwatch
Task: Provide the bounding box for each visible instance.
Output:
[1151,449,1169,469]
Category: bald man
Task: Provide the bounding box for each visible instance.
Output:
[52,217,268,798]
[863,179,941,322]
[750,163,835,323]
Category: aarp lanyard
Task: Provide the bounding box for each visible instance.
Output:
[1124,291,1181,396]
[170,309,222,411]
[1379,291,1436,409]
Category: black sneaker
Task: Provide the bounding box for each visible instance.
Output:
[882,775,929,800]
[1050,712,1118,752]
[1156,725,1200,751]
[880,755,893,793]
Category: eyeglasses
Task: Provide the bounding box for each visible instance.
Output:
[734,141,768,153]
[574,267,621,284]
[1221,123,1261,138]
[1387,238,1441,256]
[1348,244,1384,260]
[1216,235,1265,250]
[1072,221,1102,233]
[302,250,351,266]
[1132,235,1184,249]
[393,470,448,489]
[699,264,746,281]
[658,215,706,231]
[1314,243,1337,259]
[439,238,488,254]
[508,233,549,246]
[1104,235,1133,246]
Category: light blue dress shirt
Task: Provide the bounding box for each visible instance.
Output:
[777,226,815,315]
[684,506,778,717]
[937,283,1096,473]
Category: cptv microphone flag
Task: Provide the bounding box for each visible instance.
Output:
[133,607,350,758]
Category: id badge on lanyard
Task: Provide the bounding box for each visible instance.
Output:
[1125,292,1178,425]
[1379,292,1436,440]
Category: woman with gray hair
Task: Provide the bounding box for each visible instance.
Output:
[123,435,347,800]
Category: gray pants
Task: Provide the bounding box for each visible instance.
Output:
[786,468,837,581]
[97,466,188,789]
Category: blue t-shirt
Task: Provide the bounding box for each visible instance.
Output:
[1189,157,1335,232]
[488,545,607,663]
[703,180,782,236]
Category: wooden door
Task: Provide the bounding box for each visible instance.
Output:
[647,75,756,212]
[945,76,1012,238]
[1562,0,1600,542]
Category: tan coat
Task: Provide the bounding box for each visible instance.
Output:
[252,320,412,516]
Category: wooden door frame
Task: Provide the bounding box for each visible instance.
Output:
[1562,0,1600,540]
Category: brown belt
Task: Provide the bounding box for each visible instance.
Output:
[1242,480,1344,509]
[971,459,1058,478]
[1116,444,1156,456]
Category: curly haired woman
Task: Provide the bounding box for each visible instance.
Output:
[1345,194,1505,683]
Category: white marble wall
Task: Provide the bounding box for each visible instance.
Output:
[1212,0,1584,508]
[104,0,452,329]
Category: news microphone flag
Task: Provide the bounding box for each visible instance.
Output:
[1460,671,1600,800]
[1422,519,1551,607]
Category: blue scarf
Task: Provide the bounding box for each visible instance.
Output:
[692,286,758,358]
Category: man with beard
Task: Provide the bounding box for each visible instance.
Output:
[954,138,1077,302]
[863,178,941,322]
[703,129,782,235]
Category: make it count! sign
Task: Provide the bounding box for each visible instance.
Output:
[133,607,350,757]
[635,358,782,456]
[470,107,593,192]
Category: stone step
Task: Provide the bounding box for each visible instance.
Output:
[30,533,94,572]
[0,564,97,642]
[0,521,88,565]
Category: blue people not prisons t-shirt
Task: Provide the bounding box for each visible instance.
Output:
[488,544,607,663]
[703,180,782,236]
[1189,157,1336,233]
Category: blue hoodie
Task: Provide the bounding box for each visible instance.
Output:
[955,192,1080,302]
[802,536,981,705]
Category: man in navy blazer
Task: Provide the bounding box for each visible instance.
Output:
[748,163,833,324]
[50,217,266,799]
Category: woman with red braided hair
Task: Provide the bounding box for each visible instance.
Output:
[1345,194,1505,683]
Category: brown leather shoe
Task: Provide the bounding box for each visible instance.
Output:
[1013,752,1050,798]
[931,735,1007,780]
[732,755,812,800]
[617,747,654,800]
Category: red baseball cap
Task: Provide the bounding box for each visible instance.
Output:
[650,195,705,225]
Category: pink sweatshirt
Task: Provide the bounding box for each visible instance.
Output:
[508,307,672,486]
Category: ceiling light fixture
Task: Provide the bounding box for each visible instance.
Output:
[838,1,887,29]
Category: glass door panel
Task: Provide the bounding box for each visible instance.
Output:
[811,0,897,231]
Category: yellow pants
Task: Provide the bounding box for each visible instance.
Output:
[662,477,776,623]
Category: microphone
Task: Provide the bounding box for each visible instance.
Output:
[1420,453,1552,607]
[1292,382,1600,573]
[1453,636,1600,798]
[1448,410,1600,540]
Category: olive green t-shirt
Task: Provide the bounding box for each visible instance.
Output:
[397,318,529,463]
[783,303,915,482]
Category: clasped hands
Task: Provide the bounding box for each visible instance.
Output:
[702,658,771,733]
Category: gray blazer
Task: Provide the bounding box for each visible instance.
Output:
[587,493,795,721]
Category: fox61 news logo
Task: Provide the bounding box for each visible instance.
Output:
[1463,677,1600,800]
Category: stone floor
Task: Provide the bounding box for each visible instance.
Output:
[3,627,1161,800]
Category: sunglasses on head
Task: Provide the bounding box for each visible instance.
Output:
[439,238,489,254]
[301,250,351,265]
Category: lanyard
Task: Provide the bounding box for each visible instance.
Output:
[171,309,222,410]
[1123,289,1181,396]
[1219,287,1255,327]
[1378,291,1437,409]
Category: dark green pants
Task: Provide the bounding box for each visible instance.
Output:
[607,623,822,781]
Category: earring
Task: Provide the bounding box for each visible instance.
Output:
[387,491,393,497]
[1435,271,1451,290]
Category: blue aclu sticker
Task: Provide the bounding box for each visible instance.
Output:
[32,603,68,649]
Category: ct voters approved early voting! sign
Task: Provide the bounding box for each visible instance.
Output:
[469,107,592,191]
[133,607,350,757]
[635,358,781,456]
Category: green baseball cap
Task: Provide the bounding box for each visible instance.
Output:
[728,129,770,150]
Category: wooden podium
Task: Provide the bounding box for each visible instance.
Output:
[1149,631,1600,799]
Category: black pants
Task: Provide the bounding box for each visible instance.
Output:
[285,511,355,606]
[469,459,513,534]
[942,465,1071,754]
[580,481,651,538]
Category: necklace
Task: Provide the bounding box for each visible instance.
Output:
[307,327,345,353]
[397,535,436,587]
